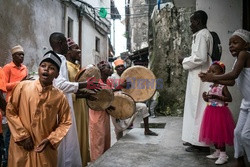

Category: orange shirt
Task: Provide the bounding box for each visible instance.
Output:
[0,67,6,92]
[3,62,28,101]
[0,67,6,133]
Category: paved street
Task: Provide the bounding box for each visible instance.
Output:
[88,116,250,167]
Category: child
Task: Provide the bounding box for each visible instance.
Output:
[6,51,72,167]
[199,29,250,167]
[199,61,235,165]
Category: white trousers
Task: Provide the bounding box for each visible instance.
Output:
[234,108,250,162]
[112,103,150,139]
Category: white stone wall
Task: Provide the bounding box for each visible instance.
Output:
[0,0,111,72]
[66,4,80,43]
[130,0,149,51]
[81,17,109,67]
[70,0,111,67]
[0,0,64,73]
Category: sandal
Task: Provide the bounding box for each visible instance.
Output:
[185,146,200,152]
[183,142,192,146]
[185,146,210,153]
[144,130,158,136]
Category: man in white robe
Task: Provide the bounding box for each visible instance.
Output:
[49,32,97,167]
[179,10,213,152]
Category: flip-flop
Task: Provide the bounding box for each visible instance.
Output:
[185,146,200,152]
[185,146,210,153]
[144,131,158,136]
[183,142,192,146]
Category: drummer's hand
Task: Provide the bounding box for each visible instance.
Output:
[86,95,98,101]
[84,77,105,90]
[117,80,131,90]
[78,81,100,90]
[75,89,97,100]
[124,80,131,89]
[106,105,115,112]
[78,81,88,89]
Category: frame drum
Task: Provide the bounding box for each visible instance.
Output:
[75,64,101,82]
[107,91,136,120]
[87,87,114,111]
[121,66,156,102]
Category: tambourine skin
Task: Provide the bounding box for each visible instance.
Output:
[121,66,156,102]
[75,65,101,82]
[87,88,114,111]
[107,91,136,120]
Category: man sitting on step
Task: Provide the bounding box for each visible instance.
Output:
[110,58,158,140]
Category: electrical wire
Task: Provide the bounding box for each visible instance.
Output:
[71,0,150,19]
[94,3,158,9]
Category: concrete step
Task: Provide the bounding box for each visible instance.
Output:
[89,117,236,167]
[140,116,167,128]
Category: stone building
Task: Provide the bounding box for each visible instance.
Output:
[149,3,194,116]
[0,0,112,72]
[129,0,149,52]
[126,0,250,119]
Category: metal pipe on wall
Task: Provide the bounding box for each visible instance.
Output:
[64,3,68,36]
[78,14,83,67]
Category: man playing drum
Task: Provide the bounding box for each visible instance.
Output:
[110,58,158,140]
[89,61,114,162]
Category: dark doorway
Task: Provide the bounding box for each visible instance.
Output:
[243,0,250,31]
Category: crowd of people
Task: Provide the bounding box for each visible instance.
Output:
[0,9,249,167]
[0,32,159,167]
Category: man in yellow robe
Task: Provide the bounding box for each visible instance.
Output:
[66,39,90,166]
[6,51,72,167]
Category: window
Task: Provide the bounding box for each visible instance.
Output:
[68,17,73,38]
[95,37,100,52]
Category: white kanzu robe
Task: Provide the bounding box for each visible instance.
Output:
[181,28,213,146]
[53,54,82,167]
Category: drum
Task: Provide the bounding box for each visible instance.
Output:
[75,64,101,82]
[87,87,114,111]
[107,91,136,120]
[121,66,156,102]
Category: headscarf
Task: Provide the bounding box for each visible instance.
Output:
[232,29,250,43]
[212,61,225,73]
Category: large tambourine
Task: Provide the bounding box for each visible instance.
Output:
[121,66,156,102]
[75,64,101,82]
[107,91,136,120]
[87,87,114,111]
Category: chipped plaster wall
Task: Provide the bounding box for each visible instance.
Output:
[130,0,149,51]
[0,0,64,73]
[149,5,195,116]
